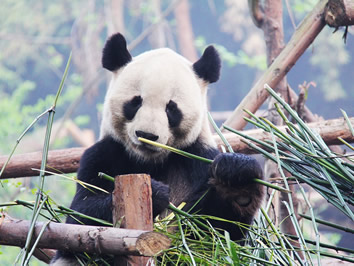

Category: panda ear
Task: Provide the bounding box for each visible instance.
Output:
[193,45,221,84]
[102,33,132,72]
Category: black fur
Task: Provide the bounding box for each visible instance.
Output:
[193,45,221,83]
[52,136,264,264]
[166,100,183,128]
[123,96,142,120]
[211,153,263,186]
[102,33,132,71]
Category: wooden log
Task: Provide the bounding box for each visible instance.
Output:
[325,0,354,27]
[112,174,156,266]
[0,214,170,256]
[0,147,82,179]
[220,117,354,153]
[0,117,353,179]
[223,0,327,130]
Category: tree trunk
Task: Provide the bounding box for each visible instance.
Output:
[148,0,167,48]
[108,0,125,35]
[1,117,353,179]
[174,0,198,61]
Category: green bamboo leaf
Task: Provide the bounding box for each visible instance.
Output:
[341,109,354,137]
[207,112,233,153]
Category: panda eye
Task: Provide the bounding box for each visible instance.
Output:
[131,96,142,107]
[123,96,142,120]
[166,100,183,128]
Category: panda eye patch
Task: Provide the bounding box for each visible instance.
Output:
[123,96,142,120]
[166,100,183,128]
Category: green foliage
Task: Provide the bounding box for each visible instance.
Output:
[195,36,267,70]
[292,0,318,15]
[0,74,82,154]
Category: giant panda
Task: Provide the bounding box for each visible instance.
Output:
[51,33,264,265]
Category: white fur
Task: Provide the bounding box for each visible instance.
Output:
[100,48,215,161]
[50,257,80,266]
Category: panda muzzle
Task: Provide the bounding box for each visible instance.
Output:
[135,130,159,141]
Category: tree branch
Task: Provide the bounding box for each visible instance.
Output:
[0,117,353,180]
[223,0,328,130]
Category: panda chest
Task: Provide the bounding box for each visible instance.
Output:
[167,170,194,206]
[152,164,195,206]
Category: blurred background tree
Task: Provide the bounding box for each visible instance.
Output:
[0,0,353,264]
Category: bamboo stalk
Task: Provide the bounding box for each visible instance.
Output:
[20,53,72,265]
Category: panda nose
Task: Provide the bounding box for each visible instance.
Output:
[135,130,159,141]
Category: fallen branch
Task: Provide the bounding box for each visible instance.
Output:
[0,117,353,179]
[0,214,170,257]
[223,0,327,130]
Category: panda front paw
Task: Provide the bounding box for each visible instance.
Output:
[210,153,262,187]
[151,179,170,217]
[209,153,265,213]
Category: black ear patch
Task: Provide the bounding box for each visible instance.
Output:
[193,46,221,84]
[102,33,132,71]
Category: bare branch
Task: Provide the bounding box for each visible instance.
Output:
[0,215,170,257]
[1,117,353,179]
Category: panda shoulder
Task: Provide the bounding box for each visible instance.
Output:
[185,139,220,161]
[78,137,125,176]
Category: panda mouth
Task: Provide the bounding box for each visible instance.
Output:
[139,142,160,153]
[131,139,160,154]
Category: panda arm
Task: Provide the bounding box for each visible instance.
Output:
[66,136,169,225]
[65,137,122,225]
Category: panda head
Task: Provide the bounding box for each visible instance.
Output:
[100,33,221,162]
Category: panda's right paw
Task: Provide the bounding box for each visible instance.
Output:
[151,179,170,217]
[210,153,262,187]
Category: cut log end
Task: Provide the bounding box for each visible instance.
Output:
[325,0,354,27]
[136,232,171,256]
